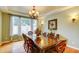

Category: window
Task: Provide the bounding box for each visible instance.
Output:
[33,20,37,32]
[10,16,19,35]
[20,17,31,34]
[10,16,37,36]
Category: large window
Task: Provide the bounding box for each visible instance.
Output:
[10,16,37,36]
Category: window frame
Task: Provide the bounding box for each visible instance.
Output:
[10,15,37,36]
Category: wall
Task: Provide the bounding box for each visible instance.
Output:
[43,7,79,49]
[0,12,2,42]
[2,13,10,41]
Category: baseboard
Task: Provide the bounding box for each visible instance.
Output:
[67,45,79,50]
[0,41,12,46]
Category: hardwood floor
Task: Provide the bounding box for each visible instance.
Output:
[64,47,79,53]
[0,41,79,53]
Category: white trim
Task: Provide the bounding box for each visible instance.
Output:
[10,16,13,36]
[18,17,21,35]
[43,6,75,17]
[67,45,79,50]
[0,12,2,42]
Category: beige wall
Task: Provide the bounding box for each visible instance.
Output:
[0,12,2,42]
[43,7,79,49]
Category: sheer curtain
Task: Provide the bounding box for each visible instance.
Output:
[10,16,37,36]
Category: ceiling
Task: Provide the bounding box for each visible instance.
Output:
[0,6,74,17]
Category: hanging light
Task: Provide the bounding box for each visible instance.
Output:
[29,6,39,19]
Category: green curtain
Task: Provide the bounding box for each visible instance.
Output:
[2,13,10,41]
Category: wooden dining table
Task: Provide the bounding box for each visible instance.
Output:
[28,34,67,53]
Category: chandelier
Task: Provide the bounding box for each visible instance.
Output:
[29,6,39,19]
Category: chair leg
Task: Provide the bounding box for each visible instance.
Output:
[24,44,28,52]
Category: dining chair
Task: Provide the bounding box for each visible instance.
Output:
[35,28,41,36]
[28,31,33,36]
[54,34,60,42]
[55,40,67,53]
[22,33,41,53]
[22,33,29,52]
[55,34,60,39]
[48,33,55,39]
[42,32,47,37]
[44,40,67,53]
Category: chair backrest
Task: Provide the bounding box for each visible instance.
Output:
[48,33,55,39]
[42,32,47,37]
[55,34,60,39]
[22,33,34,43]
[22,33,28,41]
[56,40,67,53]
[22,33,41,53]
[35,28,41,36]
[28,31,33,36]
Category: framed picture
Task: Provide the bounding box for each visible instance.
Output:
[48,19,57,30]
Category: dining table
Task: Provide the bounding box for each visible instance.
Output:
[28,34,67,53]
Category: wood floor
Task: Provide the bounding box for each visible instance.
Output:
[0,41,79,53]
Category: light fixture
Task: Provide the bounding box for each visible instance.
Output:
[41,20,44,25]
[29,6,39,19]
[72,18,76,23]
